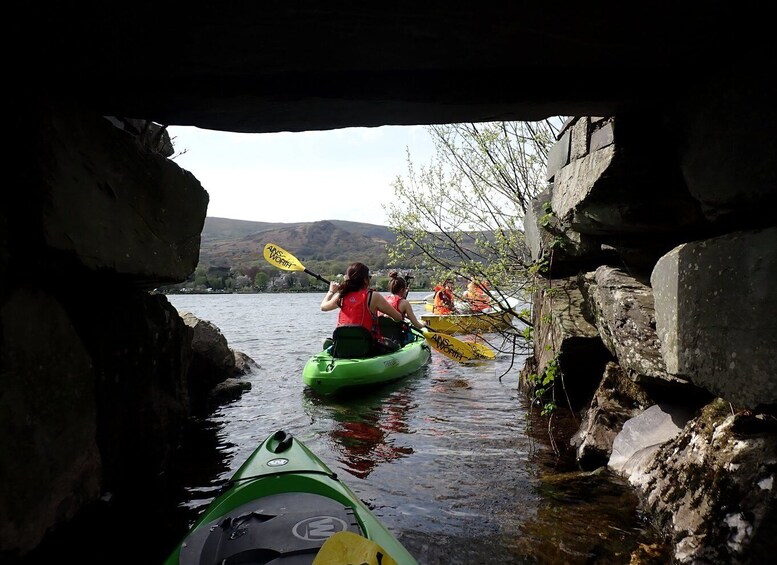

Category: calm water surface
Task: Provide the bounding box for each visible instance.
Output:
[158,292,667,564]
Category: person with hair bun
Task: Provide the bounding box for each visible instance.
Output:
[383,271,427,330]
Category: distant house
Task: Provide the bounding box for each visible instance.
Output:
[268,274,292,289]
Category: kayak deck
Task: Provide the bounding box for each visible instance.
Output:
[165,430,418,564]
[421,309,514,335]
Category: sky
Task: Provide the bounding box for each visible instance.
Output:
[166,125,437,226]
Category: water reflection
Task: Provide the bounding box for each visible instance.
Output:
[303,376,422,479]
[172,418,235,514]
[330,411,413,479]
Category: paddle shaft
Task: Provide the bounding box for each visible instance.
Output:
[304,268,330,285]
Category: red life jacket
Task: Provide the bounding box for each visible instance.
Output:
[384,293,403,313]
[338,289,378,335]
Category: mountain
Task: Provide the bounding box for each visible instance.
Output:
[198,217,397,269]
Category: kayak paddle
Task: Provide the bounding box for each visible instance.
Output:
[262,242,490,363]
[416,328,495,362]
[468,341,497,360]
[262,243,329,284]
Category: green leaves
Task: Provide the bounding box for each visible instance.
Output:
[385,119,565,386]
[527,355,560,416]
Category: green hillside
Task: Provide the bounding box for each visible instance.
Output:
[199,217,397,270]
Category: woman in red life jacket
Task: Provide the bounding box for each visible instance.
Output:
[381,271,427,333]
[320,262,404,336]
[432,278,456,315]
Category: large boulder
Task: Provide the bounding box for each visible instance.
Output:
[628,399,777,564]
[0,289,100,554]
[579,266,693,390]
[13,104,208,289]
[651,227,777,409]
[524,188,607,277]
[571,362,654,469]
[530,276,612,407]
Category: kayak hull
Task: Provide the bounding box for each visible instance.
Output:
[421,310,513,334]
[164,430,417,564]
[303,334,431,395]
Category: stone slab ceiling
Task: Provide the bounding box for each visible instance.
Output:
[16,3,750,133]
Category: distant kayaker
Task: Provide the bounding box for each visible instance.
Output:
[432,278,456,315]
[321,262,404,349]
[463,279,492,312]
[380,271,427,343]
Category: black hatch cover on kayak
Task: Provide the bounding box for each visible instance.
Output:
[178,492,362,564]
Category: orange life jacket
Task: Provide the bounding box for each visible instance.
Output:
[433,287,454,315]
[467,285,490,312]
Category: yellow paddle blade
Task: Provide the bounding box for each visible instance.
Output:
[421,328,481,362]
[312,531,398,565]
[263,243,304,271]
[468,341,496,360]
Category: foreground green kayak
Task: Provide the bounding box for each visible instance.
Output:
[302,328,431,395]
[164,429,417,564]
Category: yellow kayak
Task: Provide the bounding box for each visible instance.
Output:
[421,309,513,335]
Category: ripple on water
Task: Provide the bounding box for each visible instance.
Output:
[158,293,670,564]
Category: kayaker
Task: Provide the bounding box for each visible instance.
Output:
[321,262,404,351]
[463,279,492,312]
[432,278,456,315]
[380,271,426,344]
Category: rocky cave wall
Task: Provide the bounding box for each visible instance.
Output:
[521,70,776,563]
[0,105,213,556]
[1,13,775,561]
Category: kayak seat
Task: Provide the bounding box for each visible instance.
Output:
[377,317,406,344]
[178,493,363,565]
[331,325,375,359]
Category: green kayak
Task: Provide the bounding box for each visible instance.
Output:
[164,429,418,565]
[302,325,431,395]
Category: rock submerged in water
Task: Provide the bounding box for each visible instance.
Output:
[209,377,252,405]
[179,311,257,411]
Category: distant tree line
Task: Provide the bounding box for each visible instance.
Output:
[156,260,432,294]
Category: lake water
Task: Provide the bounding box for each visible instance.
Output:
[13,291,668,564]
[160,292,668,564]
